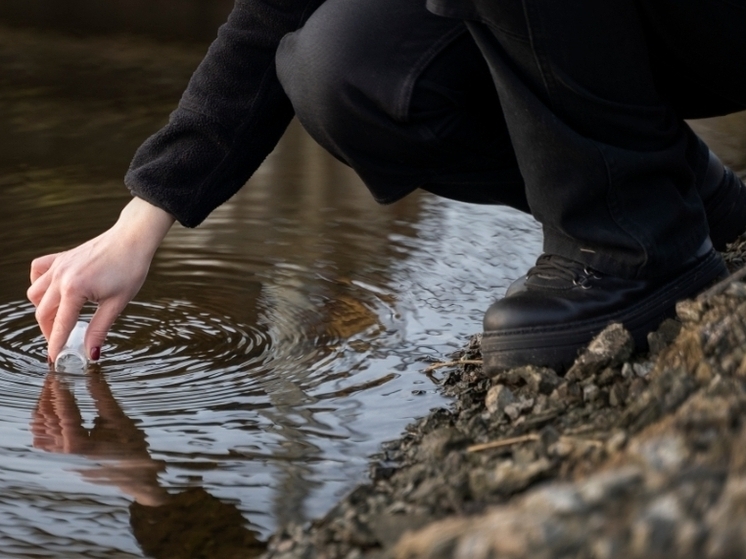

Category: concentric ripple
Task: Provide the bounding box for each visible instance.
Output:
[0,298,274,414]
[106,299,271,373]
[91,299,274,414]
[0,300,51,411]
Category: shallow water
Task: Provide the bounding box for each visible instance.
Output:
[1,18,744,559]
[0,25,543,557]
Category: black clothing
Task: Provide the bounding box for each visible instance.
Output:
[432,0,746,278]
[126,0,324,228]
[126,0,746,278]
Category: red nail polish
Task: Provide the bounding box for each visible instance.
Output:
[90,347,101,361]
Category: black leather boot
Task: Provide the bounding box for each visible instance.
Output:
[482,239,727,375]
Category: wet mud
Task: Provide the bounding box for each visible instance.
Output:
[263,239,746,559]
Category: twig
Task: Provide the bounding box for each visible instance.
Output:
[422,359,483,373]
[467,433,539,453]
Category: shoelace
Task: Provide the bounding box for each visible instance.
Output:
[528,255,602,288]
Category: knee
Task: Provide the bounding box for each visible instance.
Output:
[276,24,360,137]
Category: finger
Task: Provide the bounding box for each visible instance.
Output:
[27,270,53,308]
[34,285,62,344]
[50,374,83,423]
[32,376,61,450]
[47,294,87,363]
[30,253,60,284]
[49,377,86,454]
[86,299,127,361]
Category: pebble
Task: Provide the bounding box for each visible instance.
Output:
[485,385,517,416]
[578,467,643,506]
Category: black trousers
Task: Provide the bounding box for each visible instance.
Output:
[276,0,746,278]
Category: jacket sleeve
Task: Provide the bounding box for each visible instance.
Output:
[124,0,323,227]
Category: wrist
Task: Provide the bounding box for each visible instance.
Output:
[114,197,176,255]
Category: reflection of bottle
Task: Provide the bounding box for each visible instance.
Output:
[54,321,88,373]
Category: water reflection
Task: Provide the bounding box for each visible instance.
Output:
[0,21,542,555]
[32,371,168,507]
[3,9,744,558]
[32,370,264,558]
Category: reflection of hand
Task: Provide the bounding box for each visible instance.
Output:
[27,196,175,362]
[31,373,265,557]
[31,372,89,454]
[31,371,168,506]
[31,372,265,557]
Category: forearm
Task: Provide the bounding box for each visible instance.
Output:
[126,0,325,228]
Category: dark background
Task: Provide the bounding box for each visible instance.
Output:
[0,0,234,42]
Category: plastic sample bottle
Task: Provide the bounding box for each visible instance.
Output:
[54,321,89,373]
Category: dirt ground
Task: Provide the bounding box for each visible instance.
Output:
[260,236,746,559]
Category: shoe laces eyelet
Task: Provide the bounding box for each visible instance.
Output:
[573,267,599,289]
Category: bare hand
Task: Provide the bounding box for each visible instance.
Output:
[27,197,175,362]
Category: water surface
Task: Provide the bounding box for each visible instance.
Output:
[1,18,744,559]
[0,24,542,557]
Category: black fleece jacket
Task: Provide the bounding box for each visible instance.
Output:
[124,0,324,227]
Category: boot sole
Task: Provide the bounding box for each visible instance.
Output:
[482,250,727,375]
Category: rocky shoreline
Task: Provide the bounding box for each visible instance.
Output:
[262,239,746,559]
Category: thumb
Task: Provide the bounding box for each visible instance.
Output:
[85,299,126,361]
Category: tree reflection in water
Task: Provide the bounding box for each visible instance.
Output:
[31,371,265,559]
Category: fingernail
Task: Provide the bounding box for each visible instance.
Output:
[90,347,101,361]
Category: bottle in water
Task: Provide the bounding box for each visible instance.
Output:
[54,321,88,373]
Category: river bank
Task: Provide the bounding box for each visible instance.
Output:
[262,238,746,559]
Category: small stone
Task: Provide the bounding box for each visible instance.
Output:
[540,426,561,449]
[578,466,643,506]
[548,438,575,458]
[370,462,397,481]
[628,377,647,402]
[676,395,734,431]
[522,484,587,515]
[676,299,704,323]
[504,403,523,421]
[725,281,746,298]
[597,367,620,387]
[491,458,553,495]
[566,324,634,380]
[275,538,295,553]
[609,383,627,407]
[551,382,582,403]
[485,385,517,416]
[418,427,469,460]
[606,431,628,453]
[631,494,683,555]
[628,435,687,474]
[532,394,550,414]
[695,361,714,384]
[647,318,682,355]
[633,362,654,378]
[583,384,601,403]
[621,362,635,379]
[516,366,564,395]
